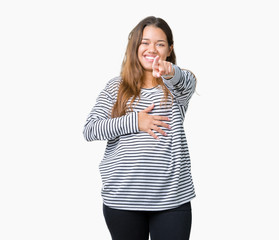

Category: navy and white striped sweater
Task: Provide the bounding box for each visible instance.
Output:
[83,65,196,211]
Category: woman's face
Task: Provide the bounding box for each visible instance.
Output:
[137,25,172,72]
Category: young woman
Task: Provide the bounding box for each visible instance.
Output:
[83,16,197,240]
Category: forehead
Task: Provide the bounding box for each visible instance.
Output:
[142,26,167,41]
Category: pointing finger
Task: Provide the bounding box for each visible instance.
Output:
[152,55,160,70]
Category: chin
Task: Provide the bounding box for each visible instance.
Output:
[142,66,153,72]
[140,62,153,71]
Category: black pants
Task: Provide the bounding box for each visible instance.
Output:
[103,202,192,240]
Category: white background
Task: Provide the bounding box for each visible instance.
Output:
[1,0,278,239]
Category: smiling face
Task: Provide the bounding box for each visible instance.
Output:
[138,25,173,72]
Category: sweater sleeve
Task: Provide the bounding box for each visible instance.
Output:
[83,82,139,141]
[162,65,196,106]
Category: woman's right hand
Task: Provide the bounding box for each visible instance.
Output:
[138,104,171,140]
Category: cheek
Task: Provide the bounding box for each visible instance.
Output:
[160,50,169,60]
[138,46,145,56]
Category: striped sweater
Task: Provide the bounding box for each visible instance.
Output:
[83,65,196,211]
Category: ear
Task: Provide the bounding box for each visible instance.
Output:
[168,44,173,57]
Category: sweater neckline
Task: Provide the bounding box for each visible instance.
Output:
[141,85,162,91]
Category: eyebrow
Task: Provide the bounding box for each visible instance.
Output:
[142,38,167,42]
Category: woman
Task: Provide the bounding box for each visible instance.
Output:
[83,16,197,240]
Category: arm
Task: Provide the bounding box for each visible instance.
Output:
[83,86,139,141]
[152,56,196,107]
[162,64,197,106]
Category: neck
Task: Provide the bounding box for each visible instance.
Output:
[142,71,157,88]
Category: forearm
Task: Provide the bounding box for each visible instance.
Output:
[83,111,139,141]
[162,65,196,106]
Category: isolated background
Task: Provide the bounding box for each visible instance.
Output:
[1,0,278,239]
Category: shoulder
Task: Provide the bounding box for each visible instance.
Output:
[105,76,122,90]
[181,68,196,80]
[102,76,122,99]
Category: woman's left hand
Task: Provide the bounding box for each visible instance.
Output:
[152,56,174,79]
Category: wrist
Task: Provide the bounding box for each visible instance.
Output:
[162,63,175,79]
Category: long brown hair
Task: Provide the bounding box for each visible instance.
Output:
[111,16,176,118]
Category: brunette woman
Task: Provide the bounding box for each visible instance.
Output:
[83,16,197,240]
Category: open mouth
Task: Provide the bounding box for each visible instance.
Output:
[144,55,157,62]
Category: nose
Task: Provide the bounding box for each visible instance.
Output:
[148,44,157,53]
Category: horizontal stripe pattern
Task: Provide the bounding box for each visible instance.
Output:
[83,65,196,211]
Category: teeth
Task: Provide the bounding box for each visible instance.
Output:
[145,56,155,60]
